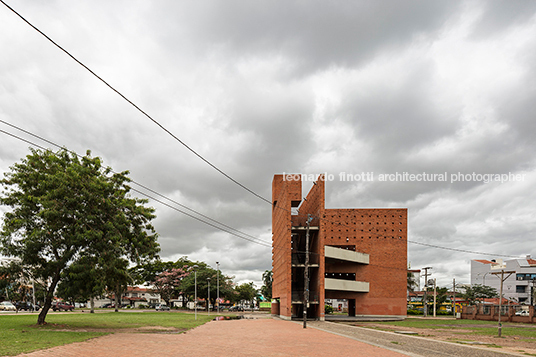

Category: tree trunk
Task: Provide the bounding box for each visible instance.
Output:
[114,283,120,312]
[37,273,61,325]
[90,296,95,313]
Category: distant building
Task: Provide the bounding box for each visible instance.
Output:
[90,286,161,308]
[408,269,421,293]
[271,174,408,320]
[123,287,161,307]
[471,256,536,304]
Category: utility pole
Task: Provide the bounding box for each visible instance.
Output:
[207,278,211,316]
[303,214,312,328]
[193,265,198,320]
[216,261,220,314]
[491,270,514,337]
[433,278,437,318]
[452,278,456,318]
[422,267,432,317]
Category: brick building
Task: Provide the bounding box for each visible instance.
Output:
[271,174,407,320]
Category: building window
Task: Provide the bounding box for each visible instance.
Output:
[517,274,536,281]
[516,285,527,293]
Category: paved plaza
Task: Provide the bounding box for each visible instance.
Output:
[14,316,528,357]
[17,318,407,357]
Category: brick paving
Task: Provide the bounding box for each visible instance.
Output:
[17,318,409,357]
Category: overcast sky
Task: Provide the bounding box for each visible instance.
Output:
[1,1,536,289]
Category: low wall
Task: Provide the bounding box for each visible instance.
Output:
[461,305,535,323]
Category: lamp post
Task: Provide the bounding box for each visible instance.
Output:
[194,266,198,320]
[216,262,220,313]
[207,278,211,316]
[481,272,490,286]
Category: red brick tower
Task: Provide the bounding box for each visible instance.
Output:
[271,174,407,320]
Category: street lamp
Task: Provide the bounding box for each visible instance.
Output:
[216,262,220,313]
[193,265,198,320]
[207,278,211,316]
[477,272,490,286]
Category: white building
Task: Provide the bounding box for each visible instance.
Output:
[408,269,421,292]
[471,255,536,304]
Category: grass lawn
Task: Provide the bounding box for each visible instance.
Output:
[367,317,536,339]
[0,312,213,356]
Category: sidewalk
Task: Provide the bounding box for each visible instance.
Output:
[18,318,410,357]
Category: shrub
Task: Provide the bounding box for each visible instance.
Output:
[407,309,423,315]
[325,305,334,314]
[437,310,452,316]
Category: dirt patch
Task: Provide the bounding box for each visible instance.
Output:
[39,324,186,334]
[349,322,536,356]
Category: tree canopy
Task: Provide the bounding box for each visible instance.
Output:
[261,270,272,300]
[0,149,160,324]
[152,268,189,306]
[235,282,258,307]
[180,262,236,309]
[462,284,499,305]
[130,257,236,309]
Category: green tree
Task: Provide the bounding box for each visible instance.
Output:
[0,149,159,324]
[235,282,258,308]
[462,284,498,305]
[56,256,104,309]
[180,262,235,310]
[151,268,189,306]
[435,287,449,307]
[0,261,25,301]
[129,257,192,285]
[261,270,272,300]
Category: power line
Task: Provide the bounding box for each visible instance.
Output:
[406,240,519,258]
[0,124,272,248]
[1,121,521,260]
[0,0,272,206]
[0,129,47,150]
[129,187,271,248]
[1,126,524,274]
[0,119,271,246]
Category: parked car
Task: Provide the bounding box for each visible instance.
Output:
[515,310,529,316]
[101,303,115,309]
[52,302,74,311]
[0,301,17,311]
[15,301,40,311]
[155,304,170,311]
[228,305,244,312]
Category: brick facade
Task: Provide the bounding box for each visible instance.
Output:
[271,174,407,320]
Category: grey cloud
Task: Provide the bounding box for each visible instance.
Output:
[154,1,461,75]
[470,0,536,39]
